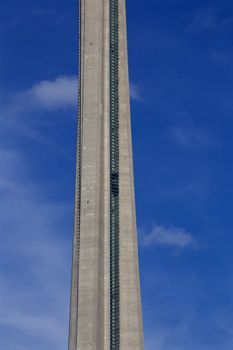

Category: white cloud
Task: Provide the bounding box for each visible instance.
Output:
[141,225,195,248]
[0,75,77,122]
[20,75,78,111]
[0,75,78,146]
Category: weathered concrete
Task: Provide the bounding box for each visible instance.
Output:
[68,1,144,349]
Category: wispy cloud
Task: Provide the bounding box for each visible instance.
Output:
[130,83,143,102]
[0,146,71,350]
[141,225,196,249]
[32,8,57,17]
[0,19,18,32]
[210,51,231,64]
[170,126,214,150]
[187,8,233,33]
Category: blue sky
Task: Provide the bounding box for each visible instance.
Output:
[1,0,233,349]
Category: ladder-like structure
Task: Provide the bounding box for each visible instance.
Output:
[110,0,120,349]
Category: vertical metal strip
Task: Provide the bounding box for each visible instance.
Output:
[68,0,82,349]
[76,0,82,269]
[110,0,120,349]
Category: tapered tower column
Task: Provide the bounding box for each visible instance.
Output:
[68,1,144,349]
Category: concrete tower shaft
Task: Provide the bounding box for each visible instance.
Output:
[68,1,144,349]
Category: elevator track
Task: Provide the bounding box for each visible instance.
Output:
[110,0,120,349]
